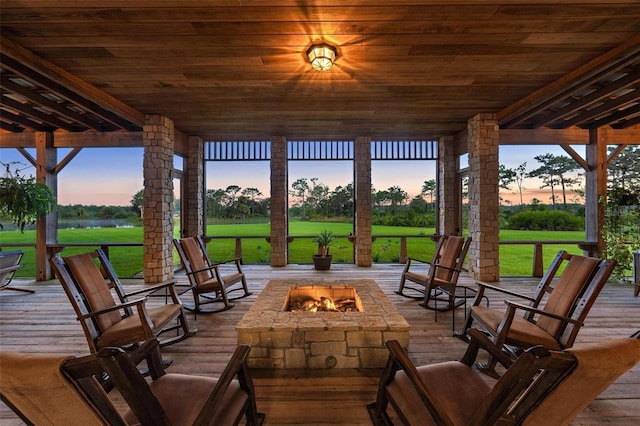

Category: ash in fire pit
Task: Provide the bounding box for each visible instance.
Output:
[284,285,362,312]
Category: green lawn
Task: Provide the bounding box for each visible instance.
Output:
[1,221,590,278]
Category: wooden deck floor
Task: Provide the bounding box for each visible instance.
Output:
[1,264,639,425]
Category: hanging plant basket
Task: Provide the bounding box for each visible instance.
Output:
[0,163,55,232]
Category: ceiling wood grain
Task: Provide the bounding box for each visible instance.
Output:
[1,1,639,140]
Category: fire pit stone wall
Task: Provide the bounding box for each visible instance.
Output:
[236,279,410,369]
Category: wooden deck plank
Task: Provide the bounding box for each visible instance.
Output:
[1,264,639,424]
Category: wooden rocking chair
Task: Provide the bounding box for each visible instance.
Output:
[396,235,471,311]
[0,338,265,425]
[459,250,616,377]
[0,250,33,293]
[367,330,640,425]
[173,236,252,314]
[50,249,196,354]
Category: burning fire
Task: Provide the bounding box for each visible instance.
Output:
[289,296,358,312]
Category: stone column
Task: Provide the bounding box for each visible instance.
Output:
[184,135,204,237]
[438,135,460,236]
[143,115,175,283]
[270,136,288,266]
[354,136,372,266]
[467,113,500,281]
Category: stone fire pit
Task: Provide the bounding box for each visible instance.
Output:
[236,279,409,369]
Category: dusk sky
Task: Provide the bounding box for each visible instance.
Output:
[1,144,577,207]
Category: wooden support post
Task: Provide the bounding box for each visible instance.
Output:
[235,238,243,260]
[533,243,544,278]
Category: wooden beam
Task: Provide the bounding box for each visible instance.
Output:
[499,128,588,145]
[528,72,640,128]
[560,144,589,171]
[0,132,36,148]
[0,94,85,132]
[497,34,640,127]
[1,130,142,148]
[598,124,640,144]
[499,126,640,146]
[51,131,143,148]
[0,35,144,129]
[53,147,82,175]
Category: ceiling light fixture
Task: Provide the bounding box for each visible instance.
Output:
[306,43,337,71]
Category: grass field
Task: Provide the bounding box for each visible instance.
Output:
[1,221,593,278]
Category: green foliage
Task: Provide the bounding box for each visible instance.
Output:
[57,204,139,221]
[601,192,640,282]
[312,229,335,256]
[505,209,584,231]
[0,163,55,232]
[4,223,588,278]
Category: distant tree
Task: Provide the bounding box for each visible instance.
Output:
[206,188,226,217]
[386,186,408,215]
[99,206,116,219]
[241,187,262,215]
[421,179,436,208]
[131,189,144,216]
[308,178,330,218]
[499,164,516,190]
[290,178,310,219]
[499,164,517,206]
[328,184,353,217]
[529,153,579,209]
[609,145,640,193]
[514,162,527,206]
[372,188,389,211]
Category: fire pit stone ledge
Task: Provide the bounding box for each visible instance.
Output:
[236,279,410,369]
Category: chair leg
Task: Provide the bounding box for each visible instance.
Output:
[240,276,252,297]
[476,356,502,379]
[395,275,407,296]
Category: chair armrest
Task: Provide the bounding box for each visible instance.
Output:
[211,257,243,265]
[0,264,24,274]
[476,281,536,302]
[186,264,219,276]
[504,300,584,326]
[123,279,177,297]
[406,257,434,266]
[211,258,244,274]
[77,298,147,320]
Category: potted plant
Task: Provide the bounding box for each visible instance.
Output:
[312,229,335,270]
[0,162,55,233]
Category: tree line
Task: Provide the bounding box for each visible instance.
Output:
[53,146,638,225]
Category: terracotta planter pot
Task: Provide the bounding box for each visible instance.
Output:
[312,255,332,270]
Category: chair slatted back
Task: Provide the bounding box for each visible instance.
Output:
[474,346,577,424]
[64,252,122,332]
[433,235,466,281]
[536,255,599,336]
[0,351,117,426]
[176,237,215,285]
[0,250,24,288]
[522,337,640,425]
[557,258,617,348]
[526,250,572,311]
[50,255,103,353]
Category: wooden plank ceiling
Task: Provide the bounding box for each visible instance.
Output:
[1,1,639,141]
